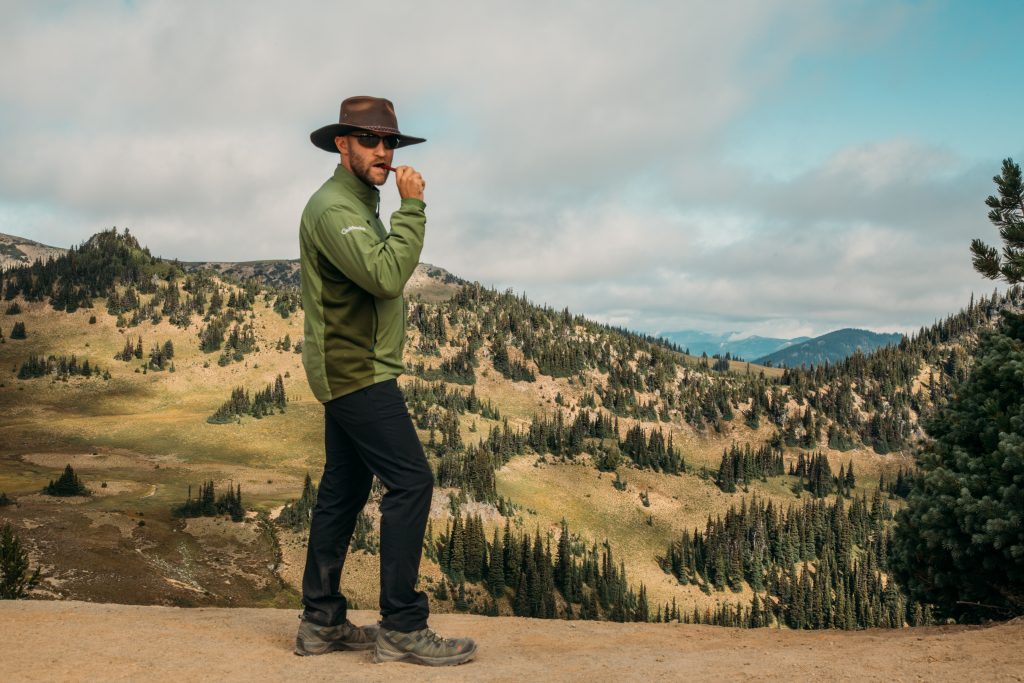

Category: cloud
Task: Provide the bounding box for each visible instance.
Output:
[0,1,835,242]
[0,2,1012,338]
[451,139,1006,338]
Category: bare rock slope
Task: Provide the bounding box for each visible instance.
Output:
[1,601,1022,682]
[0,233,66,270]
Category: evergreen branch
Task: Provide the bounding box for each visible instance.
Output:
[971,239,1002,280]
[1000,219,1024,249]
[1001,252,1024,284]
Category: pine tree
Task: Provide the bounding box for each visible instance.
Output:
[454,582,469,610]
[503,517,518,589]
[43,464,89,496]
[464,514,485,582]
[278,473,318,531]
[448,513,465,582]
[0,522,41,599]
[636,584,650,622]
[273,374,286,409]
[487,527,505,596]
[555,519,573,599]
[513,573,529,616]
[892,311,1024,620]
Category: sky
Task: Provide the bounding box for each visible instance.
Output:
[1,0,1021,339]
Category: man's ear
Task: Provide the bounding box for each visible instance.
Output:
[334,136,349,163]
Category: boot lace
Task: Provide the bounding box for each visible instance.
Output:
[423,628,454,648]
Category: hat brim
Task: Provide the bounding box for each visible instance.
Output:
[310,124,426,153]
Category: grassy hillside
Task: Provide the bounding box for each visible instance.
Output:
[0,228,1017,625]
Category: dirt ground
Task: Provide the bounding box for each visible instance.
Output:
[1,601,1021,682]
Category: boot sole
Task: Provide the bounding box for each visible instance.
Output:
[373,642,477,666]
[294,639,377,656]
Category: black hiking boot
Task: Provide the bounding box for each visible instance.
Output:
[294,616,379,656]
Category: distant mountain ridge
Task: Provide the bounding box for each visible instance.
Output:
[0,231,462,302]
[658,329,811,361]
[180,258,302,290]
[181,258,463,303]
[754,328,905,368]
[660,327,904,368]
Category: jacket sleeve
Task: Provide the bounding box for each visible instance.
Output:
[309,198,426,299]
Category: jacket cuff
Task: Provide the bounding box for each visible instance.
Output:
[400,198,426,210]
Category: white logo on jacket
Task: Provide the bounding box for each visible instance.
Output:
[340,226,367,235]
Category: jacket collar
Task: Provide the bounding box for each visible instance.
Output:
[332,164,380,214]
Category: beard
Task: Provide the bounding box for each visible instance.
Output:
[349,152,387,187]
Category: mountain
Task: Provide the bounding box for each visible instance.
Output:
[658,329,810,361]
[662,326,907,369]
[754,328,905,368]
[0,232,66,270]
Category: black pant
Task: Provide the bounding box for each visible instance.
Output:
[301,379,433,632]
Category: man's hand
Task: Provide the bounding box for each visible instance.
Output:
[392,166,425,201]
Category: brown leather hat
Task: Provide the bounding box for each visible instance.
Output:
[310,96,426,152]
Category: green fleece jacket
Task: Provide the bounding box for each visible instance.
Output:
[299,164,426,402]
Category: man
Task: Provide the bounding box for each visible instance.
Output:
[294,96,476,666]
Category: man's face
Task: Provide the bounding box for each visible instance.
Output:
[335,132,395,186]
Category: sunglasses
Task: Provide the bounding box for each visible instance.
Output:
[348,132,402,150]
